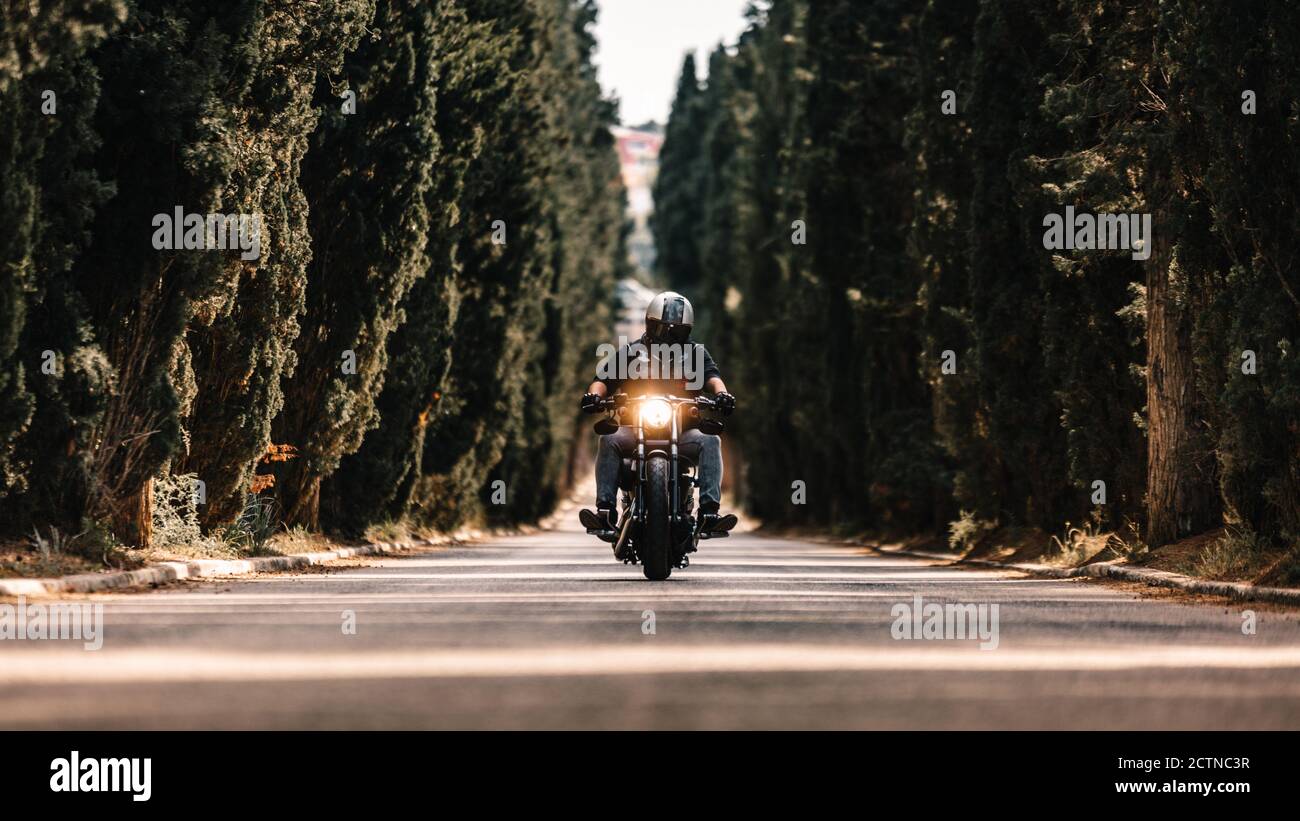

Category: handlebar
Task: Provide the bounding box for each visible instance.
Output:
[596,393,718,411]
[593,394,730,420]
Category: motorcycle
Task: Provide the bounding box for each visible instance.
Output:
[581,393,735,580]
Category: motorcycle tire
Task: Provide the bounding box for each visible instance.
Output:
[641,455,673,580]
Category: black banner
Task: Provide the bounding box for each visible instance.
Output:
[4,731,1289,810]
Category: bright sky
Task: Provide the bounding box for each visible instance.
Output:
[593,0,754,126]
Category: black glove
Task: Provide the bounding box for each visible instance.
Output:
[714,392,736,415]
[580,392,604,414]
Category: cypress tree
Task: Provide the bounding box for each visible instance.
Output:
[906,0,979,533]
[652,53,704,292]
[325,0,543,535]
[962,0,1072,531]
[174,0,376,528]
[649,0,1300,564]
[1016,0,1149,530]
[1,0,632,546]
[59,0,293,543]
[1176,0,1300,546]
[805,0,938,530]
[8,0,378,543]
[488,0,626,524]
[407,0,553,532]
[273,0,440,529]
[1141,52,1221,546]
[0,1,124,523]
[672,0,945,532]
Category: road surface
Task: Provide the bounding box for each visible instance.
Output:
[3,520,1300,729]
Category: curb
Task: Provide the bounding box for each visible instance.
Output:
[0,538,440,597]
[876,545,1300,606]
[0,495,583,598]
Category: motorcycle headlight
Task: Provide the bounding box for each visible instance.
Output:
[640,398,673,430]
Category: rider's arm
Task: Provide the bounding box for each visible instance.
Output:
[698,345,725,395]
[586,381,608,397]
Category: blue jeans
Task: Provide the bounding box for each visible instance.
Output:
[596,426,722,511]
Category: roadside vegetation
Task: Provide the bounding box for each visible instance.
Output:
[654,0,1300,586]
[0,0,627,573]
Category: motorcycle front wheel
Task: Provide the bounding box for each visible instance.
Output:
[640,455,673,580]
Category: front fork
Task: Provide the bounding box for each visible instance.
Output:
[634,417,645,524]
[632,405,683,526]
[670,405,681,524]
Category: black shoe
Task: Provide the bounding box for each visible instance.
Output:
[579,507,618,536]
[598,506,617,529]
[699,511,738,536]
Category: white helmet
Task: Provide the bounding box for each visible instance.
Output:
[644,291,694,343]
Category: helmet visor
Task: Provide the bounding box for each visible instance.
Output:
[659,296,688,325]
[647,318,691,343]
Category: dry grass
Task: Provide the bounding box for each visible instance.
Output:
[958,523,1053,563]
[1254,547,1300,588]
[364,519,413,544]
[265,525,351,555]
[0,525,143,578]
[1043,526,1106,566]
[131,540,240,564]
[946,510,997,554]
[1176,527,1273,582]
[0,539,128,578]
[1134,527,1296,585]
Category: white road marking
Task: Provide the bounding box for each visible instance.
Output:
[4,643,1300,684]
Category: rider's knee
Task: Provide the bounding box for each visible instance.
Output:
[600,429,634,456]
[700,433,721,457]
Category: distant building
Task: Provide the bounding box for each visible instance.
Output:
[613,125,663,277]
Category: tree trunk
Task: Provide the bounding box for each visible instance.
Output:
[280,466,321,531]
[112,477,153,549]
[1144,210,1219,547]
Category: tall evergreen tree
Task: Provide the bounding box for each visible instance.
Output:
[0,0,124,519]
[173,0,375,528]
[327,0,627,536]
[963,0,1072,531]
[1016,0,1149,530]
[488,0,626,524]
[273,0,440,529]
[906,0,979,532]
[322,0,495,535]
[0,0,632,547]
[1175,0,1300,546]
[405,0,553,532]
[652,53,704,291]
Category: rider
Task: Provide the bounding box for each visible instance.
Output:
[579,291,736,533]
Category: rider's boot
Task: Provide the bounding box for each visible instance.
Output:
[698,501,738,536]
[579,505,619,540]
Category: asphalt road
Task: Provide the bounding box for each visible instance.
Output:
[3,520,1300,729]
